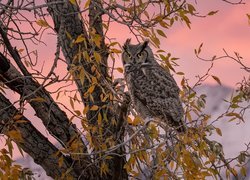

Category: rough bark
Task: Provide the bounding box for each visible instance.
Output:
[46,0,128,179]
[0,56,83,151]
[0,93,78,179]
[0,0,129,179]
[0,24,96,178]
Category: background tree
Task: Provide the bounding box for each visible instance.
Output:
[0,0,249,179]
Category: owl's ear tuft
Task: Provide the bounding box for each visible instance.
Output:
[123,38,131,50]
[141,39,149,50]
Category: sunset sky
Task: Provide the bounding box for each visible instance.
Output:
[107,0,250,88]
[16,0,250,89]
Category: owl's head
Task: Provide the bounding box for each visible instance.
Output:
[122,39,155,72]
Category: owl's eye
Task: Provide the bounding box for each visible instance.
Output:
[137,53,142,58]
[127,53,132,59]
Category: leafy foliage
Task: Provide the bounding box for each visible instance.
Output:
[0,0,249,179]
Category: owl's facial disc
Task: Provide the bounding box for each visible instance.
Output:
[136,50,150,67]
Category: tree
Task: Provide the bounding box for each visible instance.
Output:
[0,0,249,179]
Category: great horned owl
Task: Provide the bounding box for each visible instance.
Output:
[122,39,185,132]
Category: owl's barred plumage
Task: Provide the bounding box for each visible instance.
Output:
[122,39,186,132]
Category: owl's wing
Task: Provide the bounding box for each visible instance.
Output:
[133,66,184,125]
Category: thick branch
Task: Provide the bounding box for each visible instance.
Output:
[46,0,128,179]
[0,54,85,152]
[0,92,78,179]
[0,21,30,77]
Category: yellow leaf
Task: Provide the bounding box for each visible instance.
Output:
[141,29,150,37]
[92,76,97,84]
[88,85,95,94]
[186,111,192,122]
[15,120,28,123]
[18,49,24,53]
[75,35,85,43]
[90,105,99,111]
[196,43,203,55]
[74,110,81,116]
[151,36,160,48]
[69,0,77,5]
[133,116,142,126]
[70,140,79,151]
[79,68,85,85]
[110,48,122,53]
[94,51,101,63]
[169,160,175,170]
[208,10,218,16]
[144,11,149,19]
[240,166,247,177]
[83,51,90,61]
[36,19,49,27]
[215,128,222,136]
[156,29,167,38]
[159,20,168,28]
[247,14,250,25]
[93,34,101,48]
[127,117,133,124]
[30,97,46,102]
[176,72,184,75]
[98,112,102,125]
[116,67,123,73]
[83,105,89,114]
[212,75,221,85]
[70,98,74,110]
[58,156,64,167]
[91,65,96,72]
[108,42,119,47]
[226,112,242,120]
[13,114,23,120]
[187,4,196,14]
[226,169,230,179]
[105,156,113,160]
[7,130,22,142]
[84,0,91,8]
[231,168,238,177]
[100,162,108,176]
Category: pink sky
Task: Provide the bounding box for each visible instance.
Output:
[15,1,250,89]
[107,1,250,88]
